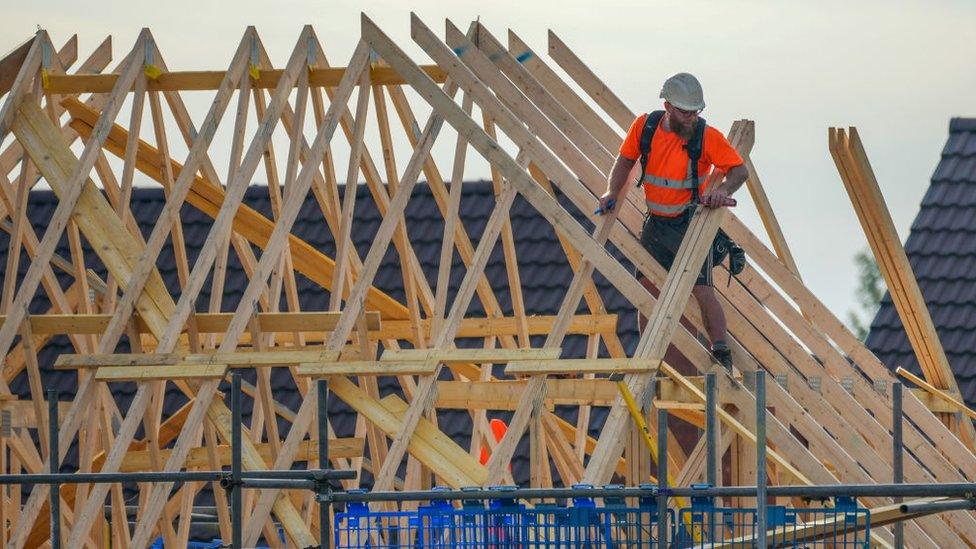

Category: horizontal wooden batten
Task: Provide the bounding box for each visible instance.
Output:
[435,379,619,409]
[505,358,658,375]
[56,350,343,369]
[381,348,561,364]
[296,360,438,377]
[45,65,448,93]
[95,363,228,382]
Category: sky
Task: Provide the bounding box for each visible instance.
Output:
[2,0,975,325]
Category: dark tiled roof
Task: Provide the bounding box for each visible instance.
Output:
[0,181,639,490]
[866,118,976,406]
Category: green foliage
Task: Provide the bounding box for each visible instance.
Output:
[847,249,886,340]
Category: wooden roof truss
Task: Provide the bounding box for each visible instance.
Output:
[0,14,972,548]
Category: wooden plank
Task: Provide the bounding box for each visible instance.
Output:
[94,364,227,382]
[506,358,658,375]
[3,312,609,341]
[380,395,488,485]
[55,350,342,369]
[653,400,705,412]
[435,379,619,409]
[56,353,181,368]
[44,65,450,93]
[328,377,485,487]
[910,388,963,415]
[384,314,615,340]
[200,311,380,332]
[546,30,632,131]
[295,360,437,377]
[381,347,560,364]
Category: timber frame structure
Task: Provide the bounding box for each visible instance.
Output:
[0,14,973,548]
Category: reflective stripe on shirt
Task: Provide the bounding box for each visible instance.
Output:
[640,173,703,189]
[645,200,690,215]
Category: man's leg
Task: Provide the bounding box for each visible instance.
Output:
[693,284,733,371]
[691,284,727,344]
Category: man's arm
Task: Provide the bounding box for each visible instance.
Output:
[701,163,748,208]
[598,154,636,212]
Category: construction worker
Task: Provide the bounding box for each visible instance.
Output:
[597,72,748,370]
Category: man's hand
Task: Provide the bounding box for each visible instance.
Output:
[597,191,618,214]
[701,164,748,208]
[701,186,731,208]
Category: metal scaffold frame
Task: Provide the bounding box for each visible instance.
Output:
[0,13,973,548]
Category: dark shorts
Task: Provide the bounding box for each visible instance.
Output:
[639,211,730,287]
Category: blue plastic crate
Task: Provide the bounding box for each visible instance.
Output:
[336,485,671,548]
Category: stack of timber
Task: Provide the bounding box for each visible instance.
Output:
[0,15,971,548]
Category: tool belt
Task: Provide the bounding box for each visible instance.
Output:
[711,229,747,282]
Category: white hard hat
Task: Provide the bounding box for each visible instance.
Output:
[660,72,705,111]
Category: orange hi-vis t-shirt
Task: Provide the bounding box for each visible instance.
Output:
[619,113,743,217]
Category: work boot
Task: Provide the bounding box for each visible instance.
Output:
[711,341,733,373]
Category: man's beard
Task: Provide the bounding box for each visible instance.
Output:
[670,116,693,138]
